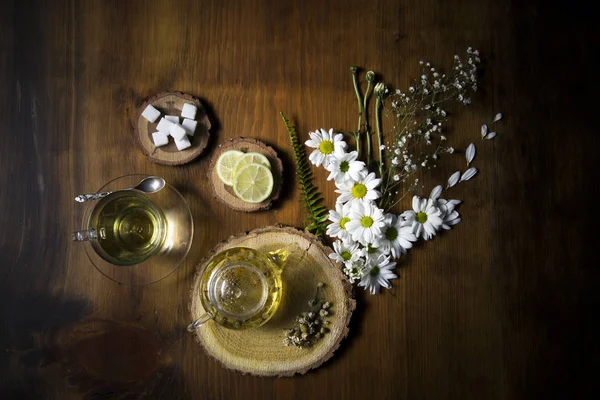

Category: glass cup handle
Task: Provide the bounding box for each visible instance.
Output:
[72,228,97,242]
[74,191,112,203]
[187,312,214,332]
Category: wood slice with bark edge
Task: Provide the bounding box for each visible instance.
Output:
[208,137,283,212]
[189,225,355,377]
[133,91,211,165]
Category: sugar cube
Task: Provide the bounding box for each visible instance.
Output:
[156,117,175,133]
[165,115,180,124]
[141,104,161,123]
[175,135,191,151]
[169,123,187,141]
[181,118,197,136]
[152,131,169,147]
[181,103,197,120]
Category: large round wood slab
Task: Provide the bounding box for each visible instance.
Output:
[133,91,211,165]
[189,225,355,377]
[209,137,283,212]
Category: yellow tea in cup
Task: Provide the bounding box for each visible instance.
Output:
[89,191,167,266]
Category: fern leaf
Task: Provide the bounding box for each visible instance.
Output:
[280,112,329,238]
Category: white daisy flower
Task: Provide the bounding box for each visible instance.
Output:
[326,151,366,183]
[435,198,462,230]
[358,254,397,295]
[326,202,353,241]
[305,128,347,167]
[346,201,386,245]
[379,213,418,258]
[335,172,382,206]
[343,258,365,284]
[401,195,443,240]
[328,239,363,265]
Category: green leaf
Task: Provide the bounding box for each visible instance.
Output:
[281,112,329,239]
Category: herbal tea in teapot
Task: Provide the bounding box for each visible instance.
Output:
[188,245,295,331]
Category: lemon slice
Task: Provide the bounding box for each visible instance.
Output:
[216,150,244,186]
[233,152,271,176]
[233,163,274,203]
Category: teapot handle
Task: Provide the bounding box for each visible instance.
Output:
[72,228,97,242]
[187,312,214,332]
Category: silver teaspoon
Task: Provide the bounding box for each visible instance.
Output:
[74,176,166,203]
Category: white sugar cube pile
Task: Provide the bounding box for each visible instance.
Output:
[141,102,200,151]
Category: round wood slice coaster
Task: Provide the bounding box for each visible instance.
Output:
[133,91,211,165]
[208,137,283,212]
[189,225,356,377]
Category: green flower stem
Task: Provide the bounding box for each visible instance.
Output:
[354,130,361,158]
[363,81,373,167]
[350,67,363,157]
[375,95,384,176]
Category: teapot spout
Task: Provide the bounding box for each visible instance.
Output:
[267,243,299,271]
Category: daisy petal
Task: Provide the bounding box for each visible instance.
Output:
[492,113,503,123]
[447,171,461,188]
[481,124,488,139]
[485,132,497,139]
[466,143,476,166]
[460,167,478,182]
[429,185,443,201]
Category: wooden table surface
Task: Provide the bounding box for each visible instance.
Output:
[1,0,597,399]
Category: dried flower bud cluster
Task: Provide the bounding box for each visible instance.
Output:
[284,284,332,348]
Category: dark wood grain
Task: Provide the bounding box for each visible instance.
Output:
[1,0,597,399]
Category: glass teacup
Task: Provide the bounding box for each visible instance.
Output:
[72,174,193,285]
[187,245,295,331]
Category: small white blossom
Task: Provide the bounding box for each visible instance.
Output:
[401,196,443,240]
[305,128,347,167]
[326,202,353,241]
[335,172,382,206]
[329,239,363,265]
[343,258,364,284]
[358,254,397,295]
[435,199,461,230]
[379,214,417,258]
[346,201,386,245]
[326,151,366,183]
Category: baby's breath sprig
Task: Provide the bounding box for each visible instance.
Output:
[377,48,481,211]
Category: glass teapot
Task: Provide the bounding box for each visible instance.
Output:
[187,245,295,331]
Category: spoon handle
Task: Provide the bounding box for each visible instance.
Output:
[74,191,112,203]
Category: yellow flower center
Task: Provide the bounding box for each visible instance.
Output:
[385,227,398,241]
[361,216,374,228]
[416,211,428,224]
[340,160,350,172]
[339,217,351,229]
[341,251,352,261]
[319,140,334,155]
[352,183,367,199]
